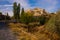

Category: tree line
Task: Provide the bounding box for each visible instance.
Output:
[0,2,50,25]
[13,2,50,25]
[0,12,10,20]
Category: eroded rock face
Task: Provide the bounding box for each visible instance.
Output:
[25,8,48,16]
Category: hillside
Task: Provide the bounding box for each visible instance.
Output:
[0,8,60,40]
[0,0,60,40]
[8,11,60,40]
[8,20,60,40]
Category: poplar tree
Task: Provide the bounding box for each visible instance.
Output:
[17,3,20,19]
[21,8,24,16]
[13,2,20,22]
[13,2,17,19]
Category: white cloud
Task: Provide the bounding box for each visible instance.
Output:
[0,0,30,16]
[8,0,31,9]
[31,0,58,12]
[0,0,31,16]
[0,5,13,7]
[0,0,58,16]
[45,0,58,12]
[0,0,31,9]
[2,10,13,16]
[8,11,13,16]
[35,0,58,12]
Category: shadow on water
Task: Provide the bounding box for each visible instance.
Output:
[0,22,17,40]
[0,22,8,29]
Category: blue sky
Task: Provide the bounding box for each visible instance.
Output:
[0,0,60,16]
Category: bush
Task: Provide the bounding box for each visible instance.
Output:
[39,15,48,25]
[45,10,60,38]
[55,11,60,34]
[20,12,34,24]
[45,15,56,33]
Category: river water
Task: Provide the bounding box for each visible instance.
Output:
[0,22,17,40]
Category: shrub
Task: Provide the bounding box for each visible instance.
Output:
[39,15,48,25]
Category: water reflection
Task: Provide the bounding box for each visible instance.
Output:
[0,22,7,29]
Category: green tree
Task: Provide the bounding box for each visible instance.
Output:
[0,12,2,15]
[13,2,20,22]
[17,3,20,19]
[21,8,24,16]
[20,8,25,23]
[20,11,33,24]
[0,12,2,20]
[13,2,17,19]
[7,12,9,16]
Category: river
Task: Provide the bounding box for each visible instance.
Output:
[0,22,17,40]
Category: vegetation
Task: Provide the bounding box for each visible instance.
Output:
[21,8,24,16]
[39,15,47,25]
[45,10,60,40]
[0,12,11,20]
[13,2,20,22]
[20,11,34,24]
[55,11,60,35]
[0,2,60,40]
